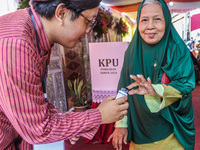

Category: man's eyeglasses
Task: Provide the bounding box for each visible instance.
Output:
[67,1,97,33]
[79,13,97,33]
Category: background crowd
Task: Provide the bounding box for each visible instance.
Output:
[186,38,200,83]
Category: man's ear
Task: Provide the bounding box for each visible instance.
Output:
[54,3,69,25]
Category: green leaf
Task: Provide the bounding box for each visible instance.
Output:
[67,80,76,103]
[67,77,88,106]
[18,0,30,9]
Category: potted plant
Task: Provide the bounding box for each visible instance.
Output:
[67,77,88,112]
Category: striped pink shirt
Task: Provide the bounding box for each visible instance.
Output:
[0,7,101,150]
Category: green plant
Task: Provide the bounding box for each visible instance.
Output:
[67,77,88,107]
[18,0,30,10]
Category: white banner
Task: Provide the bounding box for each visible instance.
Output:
[89,42,129,102]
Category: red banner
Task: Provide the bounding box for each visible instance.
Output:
[165,0,200,2]
[191,13,200,31]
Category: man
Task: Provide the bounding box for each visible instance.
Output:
[196,40,200,50]
[0,0,129,149]
[186,40,195,52]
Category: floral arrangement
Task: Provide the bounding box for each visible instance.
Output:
[93,6,114,39]
[115,18,129,37]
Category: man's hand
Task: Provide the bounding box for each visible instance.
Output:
[97,95,129,124]
[69,135,80,145]
[127,74,155,95]
[107,128,128,150]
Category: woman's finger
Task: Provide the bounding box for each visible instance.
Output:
[107,133,113,142]
[128,88,139,95]
[133,75,141,83]
[69,139,77,145]
[138,74,147,84]
[147,77,152,84]
[123,133,127,144]
[118,136,123,150]
[126,82,138,90]
[113,136,118,149]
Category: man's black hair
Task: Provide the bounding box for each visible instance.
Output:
[32,0,85,20]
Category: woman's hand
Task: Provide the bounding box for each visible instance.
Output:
[69,135,80,145]
[107,128,128,150]
[127,74,155,95]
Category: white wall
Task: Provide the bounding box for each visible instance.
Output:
[172,13,186,39]
[0,0,19,16]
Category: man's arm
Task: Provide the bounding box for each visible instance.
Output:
[0,39,129,144]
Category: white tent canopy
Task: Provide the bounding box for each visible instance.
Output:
[102,0,200,20]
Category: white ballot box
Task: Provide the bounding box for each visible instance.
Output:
[33,140,64,150]
[89,42,129,103]
[89,42,128,90]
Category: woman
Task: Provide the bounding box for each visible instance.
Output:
[108,0,195,150]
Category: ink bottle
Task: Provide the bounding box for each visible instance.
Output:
[115,88,129,99]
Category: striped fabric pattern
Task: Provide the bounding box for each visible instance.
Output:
[0,6,101,150]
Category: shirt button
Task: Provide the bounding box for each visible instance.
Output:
[154,63,157,67]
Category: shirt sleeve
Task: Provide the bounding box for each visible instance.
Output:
[0,38,101,144]
[144,84,182,113]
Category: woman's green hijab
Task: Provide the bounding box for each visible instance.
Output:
[117,0,195,149]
